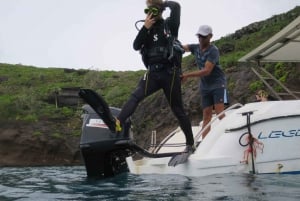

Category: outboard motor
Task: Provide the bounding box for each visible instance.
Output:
[79,103,133,178]
[78,88,179,178]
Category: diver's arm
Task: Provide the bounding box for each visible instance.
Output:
[133,26,148,51]
[133,13,154,50]
[164,1,180,37]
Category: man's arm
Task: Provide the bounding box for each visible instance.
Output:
[182,44,190,52]
[182,61,215,81]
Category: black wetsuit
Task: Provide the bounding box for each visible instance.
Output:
[117,1,194,146]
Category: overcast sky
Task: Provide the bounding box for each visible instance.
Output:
[0,0,299,71]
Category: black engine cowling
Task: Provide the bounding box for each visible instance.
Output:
[80,105,132,178]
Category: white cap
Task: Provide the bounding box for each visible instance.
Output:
[196,25,213,36]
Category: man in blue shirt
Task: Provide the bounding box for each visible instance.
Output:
[181,25,228,139]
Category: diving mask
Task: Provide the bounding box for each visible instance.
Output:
[144,7,160,16]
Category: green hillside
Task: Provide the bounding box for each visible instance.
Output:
[0,65,145,122]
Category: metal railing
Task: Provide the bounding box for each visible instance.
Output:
[150,103,244,153]
[193,103,244,146]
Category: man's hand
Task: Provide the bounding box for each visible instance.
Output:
[180,74,188,82]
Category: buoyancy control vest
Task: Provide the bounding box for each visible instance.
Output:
[140,18,184,69]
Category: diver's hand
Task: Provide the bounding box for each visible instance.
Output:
[144,13,156,29]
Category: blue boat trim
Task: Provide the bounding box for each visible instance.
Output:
[260,171,300,175]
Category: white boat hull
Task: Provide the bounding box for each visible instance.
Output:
[127,100,300,176]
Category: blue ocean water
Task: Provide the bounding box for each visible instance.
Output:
[0,166,299,201]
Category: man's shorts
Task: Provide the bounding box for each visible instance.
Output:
[201,88,229,109]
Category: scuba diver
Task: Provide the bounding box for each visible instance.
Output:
[116,0,195,153]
